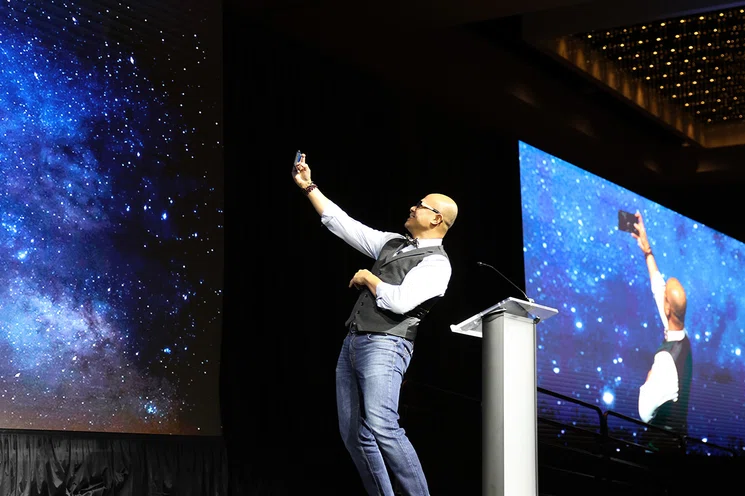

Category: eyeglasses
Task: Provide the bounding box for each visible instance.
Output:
[416,200,441,215]
[416,200,451,227]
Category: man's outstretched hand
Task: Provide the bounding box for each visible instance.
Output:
[292,152,312,189]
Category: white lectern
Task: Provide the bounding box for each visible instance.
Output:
[451,297,558,496]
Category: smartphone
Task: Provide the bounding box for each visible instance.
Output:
[618,210,639,235]
[294,150,302,165]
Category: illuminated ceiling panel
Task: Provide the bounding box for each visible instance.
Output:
[576,6,745,126]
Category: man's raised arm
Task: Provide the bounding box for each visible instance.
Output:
[292,152,330,215]
[632,211,660,280]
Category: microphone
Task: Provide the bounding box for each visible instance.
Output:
[476,261,534,303]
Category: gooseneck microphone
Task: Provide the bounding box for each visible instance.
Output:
[476,261,534,303]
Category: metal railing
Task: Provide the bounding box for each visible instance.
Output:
[400,380,741,493]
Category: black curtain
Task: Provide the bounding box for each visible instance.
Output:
[0,431,226,495]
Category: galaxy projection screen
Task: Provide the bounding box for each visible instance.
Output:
[519,140,744,451]
[0,1,222,435]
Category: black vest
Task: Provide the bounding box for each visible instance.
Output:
[649,334,693,434]
[345,238,449,341]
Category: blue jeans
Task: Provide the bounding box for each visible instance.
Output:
[336,331,429,496]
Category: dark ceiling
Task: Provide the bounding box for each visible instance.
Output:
[241,0,745,167]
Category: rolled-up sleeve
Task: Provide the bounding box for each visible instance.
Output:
[375,254,451,314]
[638,351,679,423]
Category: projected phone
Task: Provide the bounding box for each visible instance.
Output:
[618,209,639,235]
[295,150,302,165]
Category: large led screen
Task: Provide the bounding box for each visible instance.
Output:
[520,141,743,451]
[0,1,222,435]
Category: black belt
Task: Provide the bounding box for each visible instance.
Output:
[349,326,415,343]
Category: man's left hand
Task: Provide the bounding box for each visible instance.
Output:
[349,269,372,289]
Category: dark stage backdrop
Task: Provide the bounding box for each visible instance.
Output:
[234,21,526,495]
[0,0,222,436]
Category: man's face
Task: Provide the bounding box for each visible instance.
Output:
[405,196,441,233]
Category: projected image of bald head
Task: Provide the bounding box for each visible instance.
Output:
[630,212,692,438]
[663,277,687,331]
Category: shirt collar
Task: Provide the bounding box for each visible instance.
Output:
[414,238,443,248]
[664,328,687,342]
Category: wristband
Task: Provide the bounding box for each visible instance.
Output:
[303,182,317,195]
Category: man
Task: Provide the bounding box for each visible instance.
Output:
[292,152,458,496]
[632,211,692,436]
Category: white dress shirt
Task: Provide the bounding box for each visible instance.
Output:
[638,270,686,423]
[320,201,451,314]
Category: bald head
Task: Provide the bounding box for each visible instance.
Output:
[664,277,687,329]
[425,193,458,231]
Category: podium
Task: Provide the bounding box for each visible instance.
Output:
[451,297,558,496]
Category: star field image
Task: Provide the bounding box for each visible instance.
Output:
[0,1,222,434]
[519,141,745,451]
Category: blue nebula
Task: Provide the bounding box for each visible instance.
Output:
[0,2,221,434]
